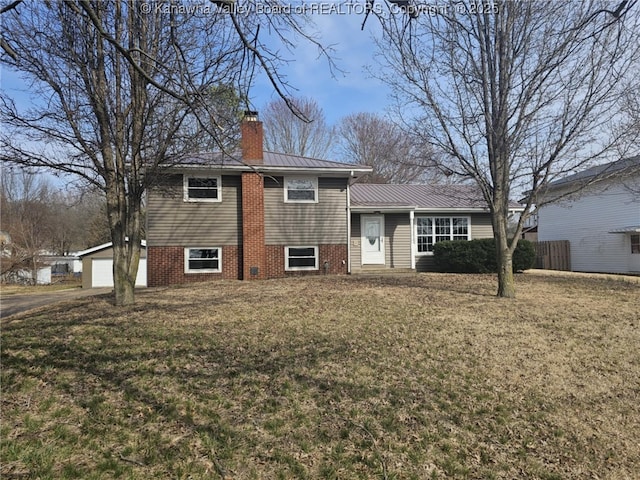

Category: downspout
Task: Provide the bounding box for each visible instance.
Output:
[347,173,352,274]
[410,209,416,270]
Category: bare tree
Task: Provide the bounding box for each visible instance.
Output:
[46,187,112,255]
[1,1,330,304]
[374,0,640,297]
[262,97,334,159]
[0,169,54,284]
[337,112,442,183]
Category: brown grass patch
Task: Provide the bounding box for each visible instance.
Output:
[2,273,639,479]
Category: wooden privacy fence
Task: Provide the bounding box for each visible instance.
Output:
[534,240,571,271]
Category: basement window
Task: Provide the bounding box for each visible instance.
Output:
[284,177,318,203]
[184,247,221,273]
[184,175,221,202]
[285,246,318,271]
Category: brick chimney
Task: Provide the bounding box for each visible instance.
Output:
[241,110,263,165]
[240,110,266,280]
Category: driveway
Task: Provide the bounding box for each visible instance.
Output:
[0,288,112,319]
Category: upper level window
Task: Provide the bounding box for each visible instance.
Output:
[184,175,221,202]
[284,177,318,203]
[416,216,470,253]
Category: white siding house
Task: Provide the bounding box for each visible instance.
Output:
[537,157,640,274]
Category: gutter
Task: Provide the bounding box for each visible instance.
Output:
[175,164,372,176]
[347,180,352,274]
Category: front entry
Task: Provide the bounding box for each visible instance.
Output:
[361,214,385,265]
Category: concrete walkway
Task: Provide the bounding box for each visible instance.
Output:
[0,288,112,319]
[524,269,640,284]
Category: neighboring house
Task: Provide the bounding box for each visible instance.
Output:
[1,265,52,285]
[521,213,538,242]
[42,255,83,275]
[77,241,147,288]
[0,231,52,285]
[536,156,640,274]
[146,111,506,286]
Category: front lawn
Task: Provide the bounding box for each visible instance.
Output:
[2,273,639,479]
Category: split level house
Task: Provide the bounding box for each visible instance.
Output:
[536,156,640,274]
[146,112,499,286]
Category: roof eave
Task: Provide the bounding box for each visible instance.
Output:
[176,164,372,176]
[77,240,147,258]
[351,206,494,212]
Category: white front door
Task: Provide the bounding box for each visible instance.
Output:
[361,215,385,265]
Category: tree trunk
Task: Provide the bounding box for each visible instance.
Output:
[493,205,516,298]
[112,240,137,306]
[114,242,140,306]
[496,242,515,298]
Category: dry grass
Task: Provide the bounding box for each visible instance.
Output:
[2,273,639,479]
[1,276,82,296]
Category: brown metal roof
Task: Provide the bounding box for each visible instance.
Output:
[178,150,371,172]
[350,183,490,209]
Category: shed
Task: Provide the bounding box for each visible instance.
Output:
[77,241,147,288]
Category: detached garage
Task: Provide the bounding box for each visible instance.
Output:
[77,241,147,288]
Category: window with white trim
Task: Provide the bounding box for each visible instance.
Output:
[416,216,470,253]
[631,234,640,254]
[284,177,318,203]
[184,247,221,273]
[285,246,318,271]
[183,175,221,202]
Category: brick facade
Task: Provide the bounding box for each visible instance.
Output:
[240,115,263,165]
[241,172,266,280]
[264,244,348,278]
[148,244,348,286]
[147,245,240,287]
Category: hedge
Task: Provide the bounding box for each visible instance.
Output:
[433,238,536,273]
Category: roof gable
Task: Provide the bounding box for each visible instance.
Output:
[77,240,147,258]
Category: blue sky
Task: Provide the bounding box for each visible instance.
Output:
[250,10,390,125]
[1,7,389,127]
[1,7,389,186]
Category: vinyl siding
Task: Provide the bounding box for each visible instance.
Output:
[537,179,640,273]
[350,214,362,269]
[470,213,493,238]
[385,214,412,268]
[351,212,493,271]
[147,174,241,246]
[350,213,411,269]
[264,177,349,245]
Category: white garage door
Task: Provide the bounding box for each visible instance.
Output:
[91,259,147,287]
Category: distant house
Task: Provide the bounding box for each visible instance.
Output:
[3,265,52,285]
[145,111,509,286]
[42,255,82,275]
[0,231,52,285]
[77,241,147,288]
[536,157,640,274]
